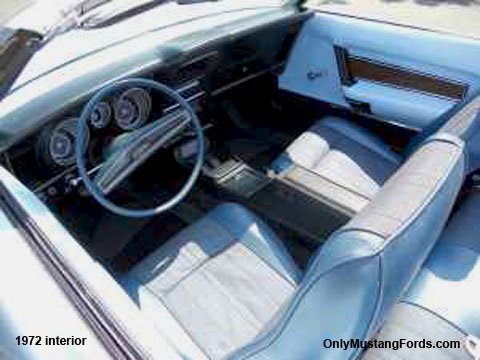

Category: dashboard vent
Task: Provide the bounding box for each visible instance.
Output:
[163,80,205,114]
[175,51,219,84]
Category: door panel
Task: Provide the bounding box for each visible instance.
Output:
[340,53,467,100]
[343,81,456,129]
[279,13,480,129]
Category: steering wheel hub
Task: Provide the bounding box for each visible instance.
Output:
[76,78,204,218]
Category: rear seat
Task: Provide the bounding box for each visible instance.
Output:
[403,191,480,337]
[362,191,480,359]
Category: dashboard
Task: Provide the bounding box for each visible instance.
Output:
[38,86,158,168]
[3,78,207,202]
[0,12,309,202]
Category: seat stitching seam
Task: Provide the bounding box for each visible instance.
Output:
[199,262,264,331]
[132,216,233,285]
[399,300,468,335]
[333,146,464,248]
[387,308,467,358]
[236,244,298,288]
[141,250,267,357]
[225,243,296,307]
[290,163,374,201]
[442,98,480,134]
[230,255,383,360]
[161,248,266,351]
[161,229,237,296]
[312,149,386,195]
[139,284,211,358]
[321,121,399,163]
[320,122,401,165]
[209,215,299,287]
[387,317,440,342]
[160,242,293,355]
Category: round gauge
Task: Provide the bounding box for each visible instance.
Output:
[89,101,111,129]
[49,131,73,161]
[113,87,151,130]
[47,118,90,167]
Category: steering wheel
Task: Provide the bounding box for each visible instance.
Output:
[76,78,205,218]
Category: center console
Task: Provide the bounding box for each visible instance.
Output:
[200,154,350,242]
[204,158,269,198]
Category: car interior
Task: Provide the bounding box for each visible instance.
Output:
[1,8,480,360]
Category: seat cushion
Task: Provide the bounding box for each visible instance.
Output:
[122,203,301,360]
[403,191,480,337]
[362,303,473,360]
[272,116,402,214]
[231,134,465,360]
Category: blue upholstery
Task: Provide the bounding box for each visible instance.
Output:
[272,94,480,219]
[206,203,302,283]
[122,203,301,360]
[404,93,474,156]
[272,116,402,214]
[406,93,480,173]
[272,116,401,175]
[123,134,465,360]
[232,134,465,360]
[403,192,480,337]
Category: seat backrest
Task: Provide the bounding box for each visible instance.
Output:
[406,93,480,173]
[231,133,466,360]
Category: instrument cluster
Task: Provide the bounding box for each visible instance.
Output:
[37,87,152,168]
[14,79,205,200]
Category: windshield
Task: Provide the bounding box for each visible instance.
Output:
[0,0,35,25]
[1,0,291,98]
[4,0,290,34]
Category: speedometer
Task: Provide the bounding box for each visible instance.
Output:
[37,117,90,167]
[113,87,151,130]
[50,131,74,164]
[89,101,112,129]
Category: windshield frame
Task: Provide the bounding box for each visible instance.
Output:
[1,0,297,99]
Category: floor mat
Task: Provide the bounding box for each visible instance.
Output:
[111,212,186,273]
[267,220,318,270]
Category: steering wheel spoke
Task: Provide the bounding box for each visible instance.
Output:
[76,78,204,218]
[94,110,191,194]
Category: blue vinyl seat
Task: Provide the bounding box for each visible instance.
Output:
[361,192,480,360]
[122,133,466,360]
[271,116,402,214]
[272,95,480,216]
[403,191,480,338]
